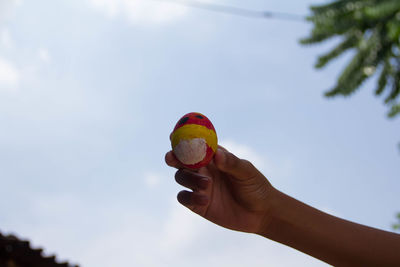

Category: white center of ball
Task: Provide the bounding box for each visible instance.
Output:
[174,138,207,165]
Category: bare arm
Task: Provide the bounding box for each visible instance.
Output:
[165,147,400,266]
[261,189,400,267]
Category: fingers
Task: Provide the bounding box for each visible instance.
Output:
[214,147,258,180]
[175,169,211,212]
[175,169,211,191]
[165,151,183,169]
[177,190,209,206]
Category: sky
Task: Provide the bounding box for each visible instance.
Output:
[0,0,399,266]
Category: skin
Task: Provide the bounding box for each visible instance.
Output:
[165,146,400,267]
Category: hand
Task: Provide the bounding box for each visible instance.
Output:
[165,146,276,234]
[166,147,400,266]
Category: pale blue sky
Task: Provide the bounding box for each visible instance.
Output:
[0,0,399,266]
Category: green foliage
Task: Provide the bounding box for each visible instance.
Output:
[301,0,400,118]
[393,213,400,231]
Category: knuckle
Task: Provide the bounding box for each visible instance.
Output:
[242,159,259,177]
[242,159,255,169]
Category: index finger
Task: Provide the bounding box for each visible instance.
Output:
[165,151,183,169]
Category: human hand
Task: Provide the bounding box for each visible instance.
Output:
[166,147,400,266]
[165,146,276,234]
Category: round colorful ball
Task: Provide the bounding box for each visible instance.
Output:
[170,112,218,169]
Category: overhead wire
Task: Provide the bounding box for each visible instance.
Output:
[152,0,305,21]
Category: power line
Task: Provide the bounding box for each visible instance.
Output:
[152,0,305,21]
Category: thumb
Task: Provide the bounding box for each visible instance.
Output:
[214,147,258,180]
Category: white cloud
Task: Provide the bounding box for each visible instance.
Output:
[1,28,13,47]
[0,57,20,89]
[220,139,268,170]
[38,48,51,63]
[0,1,21,90]
[159,199,206,255]
[0,0,22,22]
[143,171,163,188]
[87,0,187,25]
[78,213,162,266]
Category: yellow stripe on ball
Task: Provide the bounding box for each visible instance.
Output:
[171,124,218,152]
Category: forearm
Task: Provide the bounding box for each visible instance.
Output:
[259,189,400,267]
